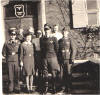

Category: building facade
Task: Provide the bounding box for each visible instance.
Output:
[1,0,46,40]
[1,0,100,59]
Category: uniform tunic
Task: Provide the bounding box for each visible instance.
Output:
[59,37,76,88]
[59,38,72,60]
[59,37,76,61]
[20,42,35,75]
[40,37,60,79]
[2,40,20,91]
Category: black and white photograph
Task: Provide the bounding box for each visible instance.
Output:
[1,0,100,94]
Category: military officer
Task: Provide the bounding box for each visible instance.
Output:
[2,28,20,93]
[58,27,76,93]
[40,24,60,93]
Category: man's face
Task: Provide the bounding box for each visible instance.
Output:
[45,29,51,37]
[10,34,16,40]
[54,26,58,32]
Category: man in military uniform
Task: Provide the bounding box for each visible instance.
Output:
[58,27,76,93]
[40,24,60,93]
[2,28,20,93]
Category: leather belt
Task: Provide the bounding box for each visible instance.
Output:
[62,49,69,52]
[24,54,32,57]
[9,52,18,55]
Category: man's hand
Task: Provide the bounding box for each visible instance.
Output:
[2,56,5,59]
[72,59,74,63]
[20,61,23,67]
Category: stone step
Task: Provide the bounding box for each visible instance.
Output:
[71,81,99,90]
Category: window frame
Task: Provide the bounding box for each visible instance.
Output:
[85,0,100,25]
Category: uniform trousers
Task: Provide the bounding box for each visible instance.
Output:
[43,56,60,87]
[8,61,20,91]
[62,59,72,88]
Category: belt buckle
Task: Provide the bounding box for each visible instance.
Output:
[29,54,32,56]
[66,50,69,52]
[12,52,15,55]
[62,50,65,52]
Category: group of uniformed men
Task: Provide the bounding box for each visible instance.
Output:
[2,24,76,94]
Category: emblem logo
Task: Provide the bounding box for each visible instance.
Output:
[14,4,25,18]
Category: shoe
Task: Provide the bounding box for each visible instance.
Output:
[26,89,30,93]
[68,88,71,93]
[44,87,48,94]
[52,84,56,94]
[52,89,56,94]
[61,86,65,91]
[14,89,20,93]
[64,88,71,93]
[9,91,14,94]
[30,90,33,93]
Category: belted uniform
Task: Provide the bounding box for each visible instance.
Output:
[2,40,20,92]
[59,37,76,90]
[40,36,60,91]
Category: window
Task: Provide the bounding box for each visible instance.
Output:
[86,0,98,25]
[88,13,97,25]
[87,0,97,10]
[72,0,100,28]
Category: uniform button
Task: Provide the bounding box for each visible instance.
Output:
[62,50,65,52]
[66,50,69,52]
[12,52,15,55]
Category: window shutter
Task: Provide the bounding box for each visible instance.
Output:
[72,0,88,28]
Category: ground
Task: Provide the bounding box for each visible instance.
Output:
[2,61,100,94]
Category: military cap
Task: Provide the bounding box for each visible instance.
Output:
[44,23,51,30]
[9,27,17,35]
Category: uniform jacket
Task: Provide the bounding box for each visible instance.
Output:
[2,40,20,62]
[40,37,58,58]
[59,37,76,60]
